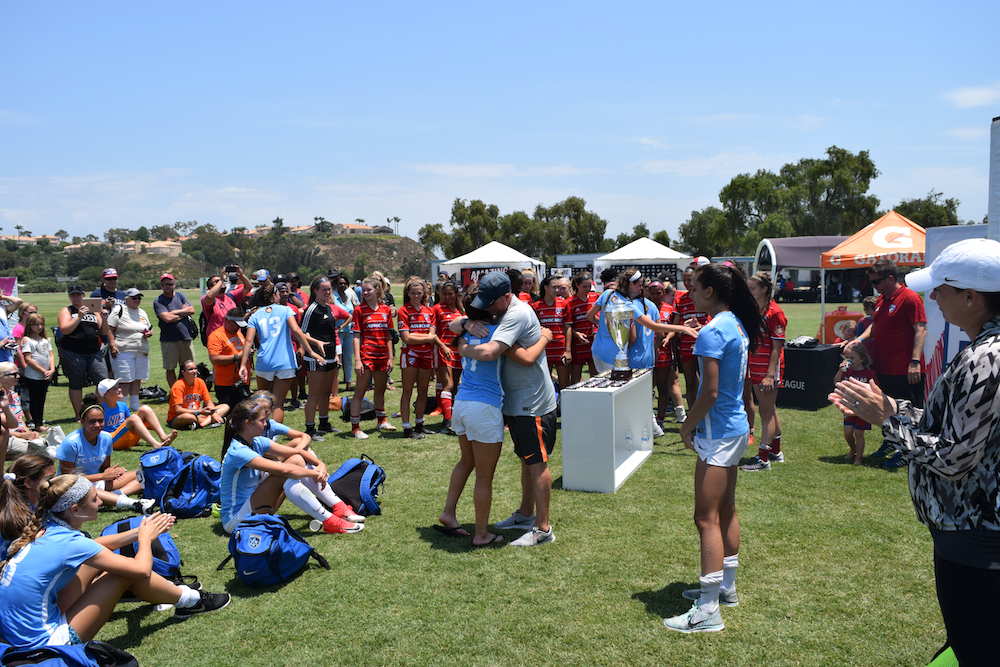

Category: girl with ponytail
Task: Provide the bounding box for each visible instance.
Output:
[664,263,762,635]
[219,400,364,535]
[0,475,230,647]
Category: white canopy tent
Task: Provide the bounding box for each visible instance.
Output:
[593,238,692,288]
[436,241,545,287]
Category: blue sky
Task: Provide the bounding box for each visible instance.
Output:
[2,1,997,251]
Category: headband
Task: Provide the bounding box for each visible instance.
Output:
[3,472,15,481]
[630,270,642,282]
[80,404,105,419]
[50,476,93,513]
[648,280,664,288]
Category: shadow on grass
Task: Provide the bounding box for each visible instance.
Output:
[414,525,510,553]
[106,601,179,650]
[817,454,903,470]
[632,581,701,618]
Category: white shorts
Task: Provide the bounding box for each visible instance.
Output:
[223,496,257,534]
[256,368,297,381]
[451,400,504,443]
[111,350,150,383]
[694,432,750,467]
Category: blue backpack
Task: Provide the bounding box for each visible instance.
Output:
[328,454,385,516]
[100,515,182,579]
[160,454,222,519]
[217,514,329,587]
[136,446,189,504]
[2,641,137,667]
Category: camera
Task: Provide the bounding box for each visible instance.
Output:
[225,265,238,273]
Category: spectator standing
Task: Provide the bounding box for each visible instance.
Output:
[56,285,108,418]
[152,273,196,389]
[106,288,153,412]
[333,272,360,392]
[202,266,250,339]
[855,259,927,468]
[19,313,53,430]
[0,288,24,365]
[90,268,126,313]
[207,309,250,408]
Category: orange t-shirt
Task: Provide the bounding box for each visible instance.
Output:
[207,326,245,387]
[167,377,212,422]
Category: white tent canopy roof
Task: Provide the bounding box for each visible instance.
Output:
[440,241,541,268]
[595,237,691,263]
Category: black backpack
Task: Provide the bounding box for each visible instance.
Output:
[198,310,209,347]
[328,454,386,516]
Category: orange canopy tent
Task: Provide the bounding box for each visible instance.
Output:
[821,210,926,269]
[819,211,926,340]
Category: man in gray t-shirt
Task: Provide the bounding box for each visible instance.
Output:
[454,271,558,547]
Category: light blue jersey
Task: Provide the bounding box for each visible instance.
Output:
[220,436,272,527]
[263,419,290,441]
[456,324,503,408]
[628,297,659,370]
[693,311,750,440]
[0,523,103,647]
[56,429,113,476]
[248,304,296,372]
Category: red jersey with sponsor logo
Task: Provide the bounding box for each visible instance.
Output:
[672,291,709,361]
[567,291,597,359]
[398,303,436,361]
[872,286,926,376]
[748,300,786,381]
[532,297,570,361]
[518,291,535,303]
[655,301,675,367]
[353,302,393,363]
[433,303,462,369]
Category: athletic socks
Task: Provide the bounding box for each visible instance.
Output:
[318,416,331,431]
[771,435,782,455]
[415,418,425,434]
[376,410,387,425]
[698,570,723,615]
[722,553,739,593]
[402,422,412,430]
[351,416,361,432]
[300,467,342,509]
[175,584,201,609]
[305,421,315,436]
[115,495,136,509]
[282,478,332,523]
[440,391,453,420]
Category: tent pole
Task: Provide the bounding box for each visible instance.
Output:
[820,268,826,343]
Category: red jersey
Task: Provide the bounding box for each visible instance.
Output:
[655,301,675,368]
[433,303,462,369]
[672,291,709,362]
[517,291,534,303]
[353,302,393,363]
[748,300,786,382]
[871,286,926,376]
[398,303,436,361]
[532,297,570,361]
[567,292,597,361]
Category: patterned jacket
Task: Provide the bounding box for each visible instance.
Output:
[882,316,1000,531]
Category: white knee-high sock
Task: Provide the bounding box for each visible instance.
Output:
[698,570,723,615]
[722,554,739,592]
[282,478,332,522]
[300,468,343,509]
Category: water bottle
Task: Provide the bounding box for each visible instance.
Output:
[641,428,649,448]
[626,429,633,448]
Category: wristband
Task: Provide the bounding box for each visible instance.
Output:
[910,359,920,364]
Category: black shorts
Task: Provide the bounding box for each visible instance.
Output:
[306,358,339,372]
[505,411,557,465]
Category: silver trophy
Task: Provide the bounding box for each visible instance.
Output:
[604,296,634,380]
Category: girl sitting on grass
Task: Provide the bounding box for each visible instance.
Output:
[220,399,363,535]
[833,341,877,465]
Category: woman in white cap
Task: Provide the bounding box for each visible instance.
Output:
[830,238,1000,666]
[0,475,230,647]
[106,287,153,412]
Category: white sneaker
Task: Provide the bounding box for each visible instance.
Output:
[510,526,555,547]
[652,421,665,438]
[663,601,724,633]
[495,510,535,530]
[353,429,369,439]
[135,498,156,515]
[377,421,397,431]
[769,451,785,463]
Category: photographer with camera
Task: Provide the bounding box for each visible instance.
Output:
[202,265,251,340]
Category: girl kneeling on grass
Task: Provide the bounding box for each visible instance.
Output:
[0,475,230,648]
[220,399,363,535]
[833,341,877,465]
[668,263,762,634]
[350,275,395,439]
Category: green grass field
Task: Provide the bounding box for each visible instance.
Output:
[13,293,940,666]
